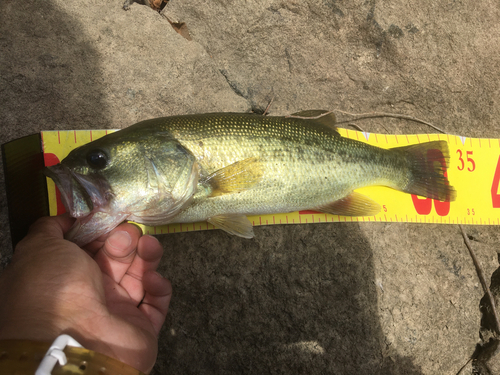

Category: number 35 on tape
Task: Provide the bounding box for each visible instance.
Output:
[42,129,500,235]
[335,131,500,227]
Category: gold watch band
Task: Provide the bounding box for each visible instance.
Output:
[0,339,146,375]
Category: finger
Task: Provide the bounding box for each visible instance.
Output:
[83,222,141,254]
[139,270,172,335]
[26,215,74,240]
[16,215,77,255]
[86,222,141,256]
[92,224,143,283]
[119,235,163,304]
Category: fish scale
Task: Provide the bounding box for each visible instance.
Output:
[45,111,456,245]
[147,113,434,222]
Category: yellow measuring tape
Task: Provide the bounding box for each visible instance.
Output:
[42,129,500,235]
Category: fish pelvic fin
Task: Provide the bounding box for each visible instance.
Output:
[393,140,457,202]
[316,192,381,217]
[287,110,339,133]
[205,157,263,197]
[207,214,254,238]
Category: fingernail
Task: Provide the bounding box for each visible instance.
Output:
[108,230,132,249]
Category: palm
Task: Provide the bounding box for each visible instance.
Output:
[80,222,170,373]
[0,216,171,375]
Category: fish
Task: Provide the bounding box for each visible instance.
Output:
[45,110,456,246]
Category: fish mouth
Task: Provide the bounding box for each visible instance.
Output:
[44,165,112,218]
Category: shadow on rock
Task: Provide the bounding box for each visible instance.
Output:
[155,223,423,374]
[0,1,110,138]
[0,0,110,257]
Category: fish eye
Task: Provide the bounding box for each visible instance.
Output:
[86,150,108,169]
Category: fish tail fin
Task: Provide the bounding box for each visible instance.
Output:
[392,140,456,202]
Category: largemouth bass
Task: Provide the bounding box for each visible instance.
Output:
[45,111,456,246]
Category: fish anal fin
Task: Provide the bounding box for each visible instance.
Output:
[316,192,381,217]
[207,214,254,238]
[206,157,263,197]
[288,110,338,133]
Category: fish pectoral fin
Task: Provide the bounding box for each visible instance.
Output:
[205,157,263,197]
[316,192,381,217]
[288,110,339,133]
[207,214,254,239]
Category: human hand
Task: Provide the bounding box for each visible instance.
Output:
[0,215,171,374]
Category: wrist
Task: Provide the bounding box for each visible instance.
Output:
[0,337,146,374]
[0,304,105,355]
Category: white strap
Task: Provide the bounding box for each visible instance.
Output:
[35,334,84,375]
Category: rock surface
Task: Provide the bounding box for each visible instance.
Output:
[2,0,500,373]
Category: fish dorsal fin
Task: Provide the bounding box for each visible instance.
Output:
[205,157,263,197]
[316,191,381,216]
[288,110,338,133]
[207,214,254,238]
